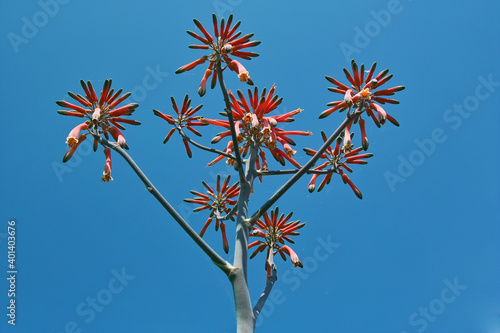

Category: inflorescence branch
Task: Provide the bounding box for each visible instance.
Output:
[90,129,234,275]
[177,125,236,161]
[252,263,277,320]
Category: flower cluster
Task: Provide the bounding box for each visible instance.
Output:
[175,14,260,96]
[184,175,240,253]
[153,94,206,158]
[249,207,304,275]
[56,79,140,181]
[304,131,372,199]
[200,86,311,175]
[321,60,405,150]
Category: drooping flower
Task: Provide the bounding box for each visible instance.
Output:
[303,131,373,199]
[66,123,88,147]
[175,14,260,96]
[57,79,140,180]
[184,175,240,253]
[249,207,304,275]
[62,134,87,163]
[200,86,311,176]
[101,148,113,182]
[320,60,405,150]
[153,94,207,158]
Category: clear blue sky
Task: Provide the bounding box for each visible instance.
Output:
[1,1,500,332]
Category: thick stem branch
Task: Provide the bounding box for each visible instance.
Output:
[247,106,363,225]
[231,143,258,333]
[215,203,238,222]
[253,264,277,319]
[95,134,233,275]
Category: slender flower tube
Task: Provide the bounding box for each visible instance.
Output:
[101,148,113,182]
[66,123,88,147]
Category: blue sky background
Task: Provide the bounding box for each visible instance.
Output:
[1,1,499,332]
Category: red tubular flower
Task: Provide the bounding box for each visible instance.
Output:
[249,207,304,273]
[153,94,207,158]
[66,123,88,147]
[57,79,141,164]
[184,175,240,253]
[198,68,213,97]
[227,59,254,85]
[176,14,260,95]
[280,245,302,268]
[108,126,128,150]
[303,131,373,199]
[321,60,405,149]
[200,86,311,175]
[101,148,113,182]
[62,134,87,163]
